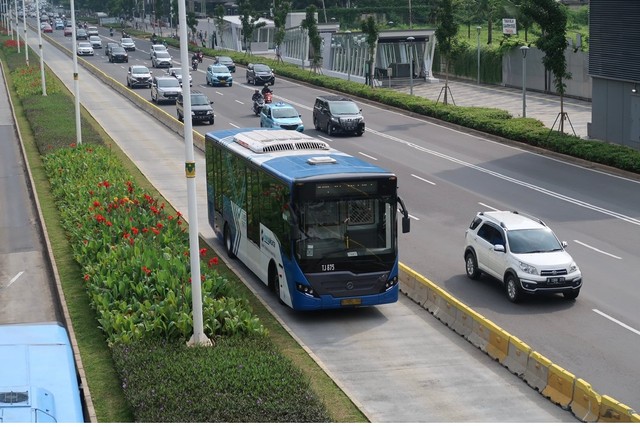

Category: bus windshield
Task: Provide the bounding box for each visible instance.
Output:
[295,196,395,261]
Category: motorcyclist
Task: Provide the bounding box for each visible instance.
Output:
[252,89,263,103]
[196,49,203,62]
[261,84,272,96]
[191,53,199,70]
[109,27,114,37]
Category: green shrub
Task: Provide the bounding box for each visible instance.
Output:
[112,336,332,422]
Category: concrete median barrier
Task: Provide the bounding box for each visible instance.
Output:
[543,364,576,409]
[451,301,475,338]
[468,314,491,352]
[431,287,458,327]
[598,395,637,422]
[571,378,601,422]
[523,351,552,392]
[503,335,531,377]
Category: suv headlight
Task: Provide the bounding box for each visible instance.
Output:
[518,261,538,275]
[330,117,340,123]
[569,262,578,273]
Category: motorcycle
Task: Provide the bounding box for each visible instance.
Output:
[263,92,273,104]
[192,58,199,71]
[109,28,114,37]
[252,95,265,116]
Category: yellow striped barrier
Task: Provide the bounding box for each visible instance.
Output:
[485,319,510,363]
[599,395,637,422]
[571,378,601,422]
[543,364,576,409]
[524,351,552,392]
[432,287,458,327]
[503,335,531,377]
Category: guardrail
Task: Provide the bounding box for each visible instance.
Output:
[399,264,640,423]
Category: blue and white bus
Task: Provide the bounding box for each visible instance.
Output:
[0,322,85,422]
[205,128,410,310]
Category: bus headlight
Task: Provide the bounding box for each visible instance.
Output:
[385,276,399,289]
[296,283,319,297]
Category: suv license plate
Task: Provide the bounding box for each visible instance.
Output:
[341,298,361,306]
[547,277,565,284]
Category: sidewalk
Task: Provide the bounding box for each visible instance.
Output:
[387,77,591,139]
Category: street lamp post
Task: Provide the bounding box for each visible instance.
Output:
[520,45,529,118]
[476,26,481,85]
[345,30,351,81]
[35,0,46,95]
[407,36,415,96]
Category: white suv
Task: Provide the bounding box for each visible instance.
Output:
[463,211,582,303]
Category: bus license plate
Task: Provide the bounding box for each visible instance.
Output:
[341,298,361,306]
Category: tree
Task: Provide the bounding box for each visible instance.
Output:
[435,0,458,104]
[478,0,502,44]
[273,0,291,63]
[301,5,322,72]
[360,16,379,87]
[522,0,572,133]
[456,0,479,39]
[238,0,267,55]
[213,4,226,48]
[187,11,198,42]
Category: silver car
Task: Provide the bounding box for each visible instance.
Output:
[151,51,172,68]
[89,35,102,49]
[150,76,182,104]
[127,65,152,88]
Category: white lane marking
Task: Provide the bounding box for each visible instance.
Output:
[593,309,640,336]
[216,91,224,96]
[358,152,377,161]
[234,99,243,105]
[316,135,332,142]
[6,271,24,289]
[229,123,240,128]
[411,174,435,185]
[478,202,498,211]
[366,128,640,227]
[574,240,622,259]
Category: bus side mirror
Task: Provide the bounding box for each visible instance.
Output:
[398,196,410,233]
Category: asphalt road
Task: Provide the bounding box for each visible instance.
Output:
[0,65,60,325]
[24,24,640,418]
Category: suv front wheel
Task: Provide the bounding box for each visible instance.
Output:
[465,252,481,280]
[505,274,522,303]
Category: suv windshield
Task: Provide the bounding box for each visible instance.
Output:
[329,101,360,115]
[507,228,563,254]
[191,94,210,106]
[132,66,149,74]
[254,64,270,72]
[210,65,228,73]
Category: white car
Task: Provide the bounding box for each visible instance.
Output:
[121,37,136,51]
[166,67,191,86]
[151,51,172,68]
[463,210,582,303]
[149,44,167,59]
[86,26,99,37]
[76,41,94,56]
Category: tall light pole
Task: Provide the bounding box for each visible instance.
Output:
[21,0,27,65]
[476,26,481,85]
[409,0,412,29]
[345,30,351,81]
[35,0,46,95]
[14,0,19,52]
[407,36,415,96]
[177,0,207,347]
[70,0,81,145]
[520,45,529,118]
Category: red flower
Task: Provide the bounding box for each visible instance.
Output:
[142,266,151,275]
[83,274,90,281]
[208,257,219,267]
[131,227,139,235]
[199,248,207,257]
[156,222,163,229]
[93,200,101,207]
[151,227,160,235]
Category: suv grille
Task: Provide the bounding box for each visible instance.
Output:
[540,269,568,276]
[280,124,299,130]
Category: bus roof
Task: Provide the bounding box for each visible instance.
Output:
[206,128,393,181]
[0,322,84,422]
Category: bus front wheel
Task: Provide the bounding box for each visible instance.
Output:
[224,224,236,259]
[269,263,286,306]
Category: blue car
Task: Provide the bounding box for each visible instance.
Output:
[206,64,233,87]
[260,102,304,132]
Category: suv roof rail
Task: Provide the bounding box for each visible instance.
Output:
[511,210,546,226]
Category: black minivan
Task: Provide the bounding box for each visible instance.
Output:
[176,91,214,125]
[312,95,365,136]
